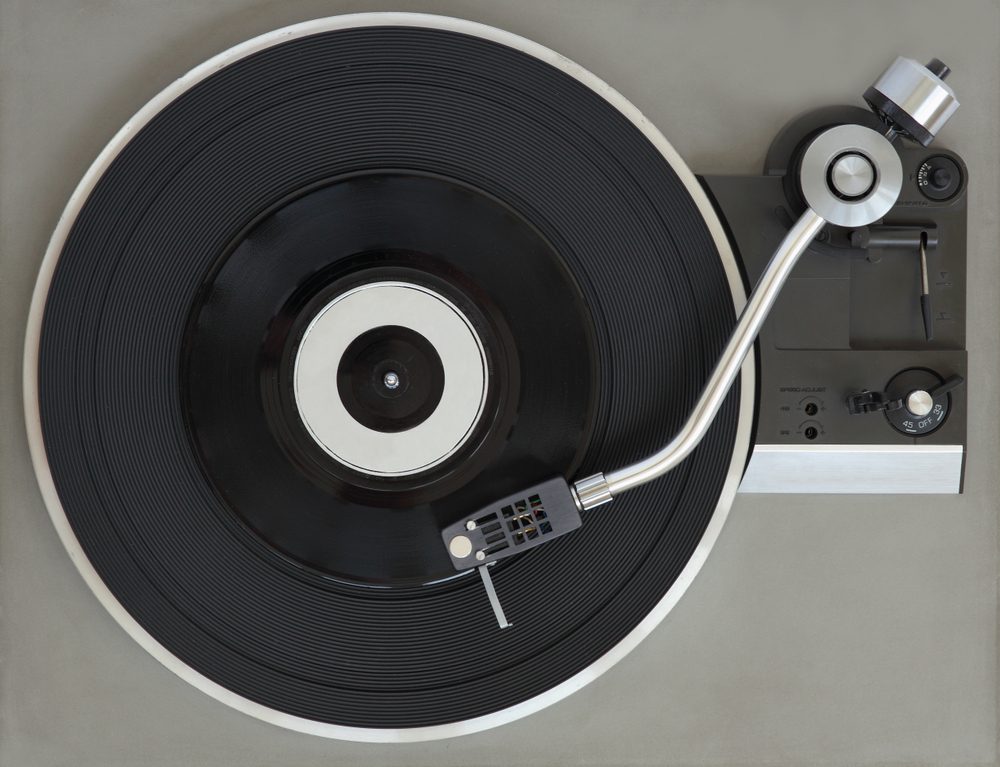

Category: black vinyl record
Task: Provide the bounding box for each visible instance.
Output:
[33,19,748,733]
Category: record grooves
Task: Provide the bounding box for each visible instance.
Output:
[183,174,591,584]
[36,25,743,728]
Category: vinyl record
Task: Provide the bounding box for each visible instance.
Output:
[25,14,753,740]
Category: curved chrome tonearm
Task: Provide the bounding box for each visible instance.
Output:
[575,118,914,509]
[575,54,962,508]
[443,57,959,575]
[572,57,961,510]
[574,206,827,507]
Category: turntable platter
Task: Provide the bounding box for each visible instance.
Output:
[26,14,752,739]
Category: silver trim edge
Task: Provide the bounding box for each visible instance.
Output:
[740,444,963,494]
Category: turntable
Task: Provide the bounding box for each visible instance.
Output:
[16,9,983,751]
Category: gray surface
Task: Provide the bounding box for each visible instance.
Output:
[1,0,997,764]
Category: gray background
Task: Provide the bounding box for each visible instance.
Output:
[1,1,998,765]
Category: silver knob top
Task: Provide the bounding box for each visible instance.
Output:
[830,153,875,199]
[799,124,902,228]
[906,389,935,417]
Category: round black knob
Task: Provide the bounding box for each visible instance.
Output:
[931,167,952,188]
[883,368,953,436]
[917,155,963,200]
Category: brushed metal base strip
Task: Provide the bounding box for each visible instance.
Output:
[739,444,963,494]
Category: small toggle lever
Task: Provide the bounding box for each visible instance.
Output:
[919,233,933,341]
[846,389,904,415]
[848,225,937,341]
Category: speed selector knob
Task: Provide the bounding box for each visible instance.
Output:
[846,368,963,436]
[904,389,935,417]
